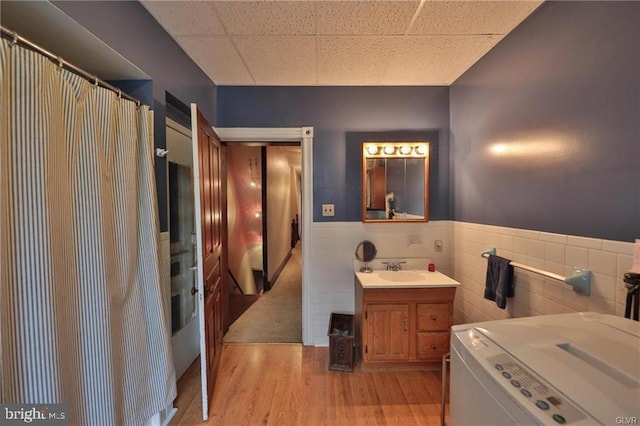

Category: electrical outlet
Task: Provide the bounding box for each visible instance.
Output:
[434,240,443,252]
[322,204,335,217]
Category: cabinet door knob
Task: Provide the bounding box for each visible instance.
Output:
[431,344,437,350]
[403,317,408,332]
[431,315,437,321]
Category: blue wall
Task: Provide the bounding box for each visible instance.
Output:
[217,87,450,222]
[450,1,640,242]
[54,1,218,232]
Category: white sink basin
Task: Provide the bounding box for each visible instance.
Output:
[377,271,425,282]
[355,269,461,288]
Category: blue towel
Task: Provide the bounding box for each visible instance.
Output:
[484,255,514,309]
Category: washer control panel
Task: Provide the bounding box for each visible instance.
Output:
[487,353,586,425]
[454,327,593,425]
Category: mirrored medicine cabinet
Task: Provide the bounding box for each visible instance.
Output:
[361,141,429,223]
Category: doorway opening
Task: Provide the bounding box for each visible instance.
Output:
[224,143,302,343]
[216,127,313,347]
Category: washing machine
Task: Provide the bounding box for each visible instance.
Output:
[450,312,640,425]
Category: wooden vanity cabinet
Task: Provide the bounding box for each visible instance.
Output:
[366,303,410,361]
[355,280,456,368]
[416,303,451,360]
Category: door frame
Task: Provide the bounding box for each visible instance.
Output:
[214,127,313,346]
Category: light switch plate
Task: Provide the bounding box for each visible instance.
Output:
[434,240,443,252]
[322,204,335,217]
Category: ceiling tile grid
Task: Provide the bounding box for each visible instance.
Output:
[142,1,225,35]
[232,36,317,85]
[409,1,542,35]
[175,35,254,85]
[140,0,543,86]
[213,1,316,35]
[317,36,405,85]
[382,35,503,85]
[315,1,419,35]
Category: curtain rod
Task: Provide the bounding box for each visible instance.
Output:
[1,25,143,107]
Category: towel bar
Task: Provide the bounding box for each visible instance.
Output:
[481,247,591,296]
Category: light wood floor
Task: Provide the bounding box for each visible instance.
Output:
[171,344,450,426]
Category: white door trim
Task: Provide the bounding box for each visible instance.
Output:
[214,126,314,346]
[190,106,208,418]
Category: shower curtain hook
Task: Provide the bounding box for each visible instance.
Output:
[10,31,18,47]
[93,76,99,88]
[117,89,122,100]
[57,56,64,68]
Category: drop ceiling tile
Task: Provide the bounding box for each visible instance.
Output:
[175,35,254,85]
[213,1,315,35]
[233,36,316,85]
[142,0,542,86]
[141,1,225,36]
[317,36,404,85]
[316,1,419,35]
[410,1,542,35]
[382,35,502,85]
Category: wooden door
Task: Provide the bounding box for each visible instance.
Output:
[366,304,409,362]
[369,166,386,209]
[191,104,227,420]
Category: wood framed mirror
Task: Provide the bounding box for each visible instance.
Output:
[362,142,429,223]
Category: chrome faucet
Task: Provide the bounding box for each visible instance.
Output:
[382,260,406,271]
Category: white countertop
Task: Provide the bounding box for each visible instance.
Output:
[355,270,461,289]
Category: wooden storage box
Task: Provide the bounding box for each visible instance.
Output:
[328,313,355,372]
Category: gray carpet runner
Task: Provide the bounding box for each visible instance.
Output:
[224,244,302,343]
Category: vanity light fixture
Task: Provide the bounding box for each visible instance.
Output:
[399,145,412,155]
[415,145,427,156]
[363,142,429,158]
[366,145,379,156]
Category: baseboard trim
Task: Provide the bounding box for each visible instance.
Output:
[268,250,292,289]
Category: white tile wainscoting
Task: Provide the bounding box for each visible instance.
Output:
[306,221,635,346]
[308,221,452,346]
[451,222,635,326]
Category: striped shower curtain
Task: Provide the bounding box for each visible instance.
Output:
[0,39,176,424]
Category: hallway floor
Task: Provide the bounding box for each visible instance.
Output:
[224,243,302,343]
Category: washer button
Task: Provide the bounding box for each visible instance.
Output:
[552,414,566,424]
[536,400,550,411]
[510,380,521,388]
[494,364,504,371]
[502,371,512,379]
[520,389,532,398]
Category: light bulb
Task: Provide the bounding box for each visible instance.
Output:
[399,145,412,155]
[383,145,395,155]
[415,145,427,156]
[366,145,379,156]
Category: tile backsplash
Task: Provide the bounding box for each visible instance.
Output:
[451,222,635,325]
[309,220,451,346]
[305,220,634,346]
